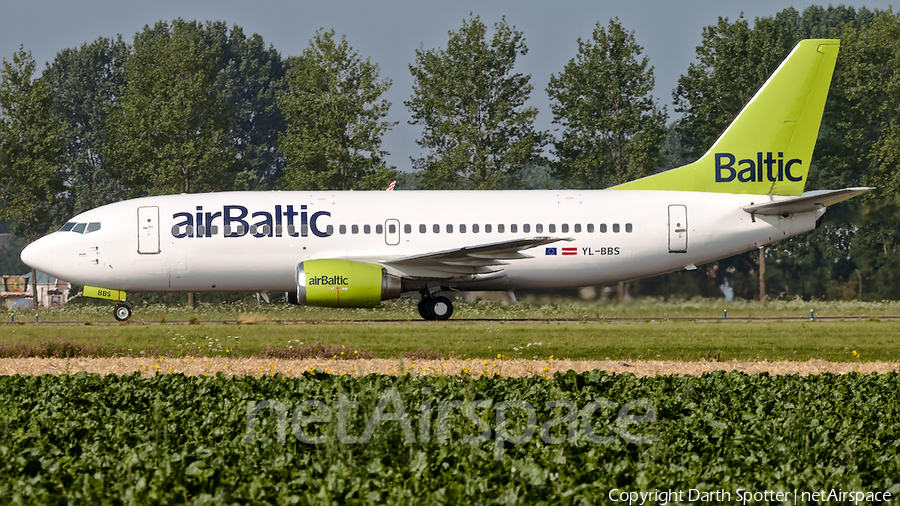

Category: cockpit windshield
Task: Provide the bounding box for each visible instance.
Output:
[60,222,100,234]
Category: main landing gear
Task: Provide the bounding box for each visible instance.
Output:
[417,295,453,321]
[113,301,133,322]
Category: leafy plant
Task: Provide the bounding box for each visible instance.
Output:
[0,371,898,503]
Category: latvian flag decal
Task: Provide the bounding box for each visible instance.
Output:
[561,247,577,256]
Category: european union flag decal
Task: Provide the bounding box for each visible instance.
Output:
[545,247,557,255]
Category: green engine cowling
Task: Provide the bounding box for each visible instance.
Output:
[295,259,403,308]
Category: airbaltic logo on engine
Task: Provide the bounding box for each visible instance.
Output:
[307,275,348,286]
[171,205,332,239]
[715,152,803,183]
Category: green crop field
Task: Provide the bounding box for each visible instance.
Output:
[1,371,898,504]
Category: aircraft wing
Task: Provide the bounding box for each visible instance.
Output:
[381,236,573,276]
[742,188,872,216]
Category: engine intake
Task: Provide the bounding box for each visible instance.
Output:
[291,259,403,307]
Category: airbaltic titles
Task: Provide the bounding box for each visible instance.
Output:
[715,152,804,183]
[172,204,332,239]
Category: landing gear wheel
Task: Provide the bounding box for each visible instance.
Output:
[429,296,453,320]
[417,297,430,319]
[114,302,133,322]
[418,296,453,320]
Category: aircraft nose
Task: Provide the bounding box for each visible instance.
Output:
[20,235,55,274]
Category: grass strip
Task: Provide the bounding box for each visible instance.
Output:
[0,320,897,362]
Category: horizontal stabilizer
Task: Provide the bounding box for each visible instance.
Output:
[742,187,872,215]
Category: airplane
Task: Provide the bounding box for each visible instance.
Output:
[21,39,870,321]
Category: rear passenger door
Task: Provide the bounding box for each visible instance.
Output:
[668,204,687,253]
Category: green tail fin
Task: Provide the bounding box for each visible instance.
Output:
[613,39,839,196]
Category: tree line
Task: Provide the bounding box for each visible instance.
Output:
[1,6,899,301]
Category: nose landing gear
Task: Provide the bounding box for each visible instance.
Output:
[417,295,453,320]
[113,301,133,322]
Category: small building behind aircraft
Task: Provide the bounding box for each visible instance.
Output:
[1,272,70,309]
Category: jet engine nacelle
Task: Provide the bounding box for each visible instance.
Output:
[288,259,403,308]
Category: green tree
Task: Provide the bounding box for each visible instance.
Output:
[833,12,900,194]
[278,29,395,191]
[43,36,130,218]
[796,4,874,39]
[673,14,797,159]
[216,25,287,190]
[106,20,237,196]
[150,20,287,190]
[406,15,545,189]
[546,19,667,188]
[832,10,900,300]
[0,234,28,275]
[0,47,66,304]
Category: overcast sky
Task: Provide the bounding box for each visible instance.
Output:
[1,0,895,171]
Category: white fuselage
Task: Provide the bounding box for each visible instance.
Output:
[22,190,822,293]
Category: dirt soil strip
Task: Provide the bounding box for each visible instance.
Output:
[1,358,898,378]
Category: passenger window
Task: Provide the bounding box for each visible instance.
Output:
[498,224,505,233]
[376,224,384,234]
[523,224,530,233]
[364,225,371,234]
[325,225,334,235]
[574,224,581,233]
[600,224,607,233]
[511,224,518,233]
[86,223,101,233]
[535,224,543,233]
[404,224,411,234]
[72,223,86,234]
[352,225,359,234]
[419,224,426,233]
[485,224,492,233]
[626,223,633,233]
[446,224,453,233]
[613,223,620,233]
[472,224,479,233]
[433,224,440,234]
[561,224,568,233]
[587,224,595,233]
[339,225,347,235]
[548,224,555,233]
[388,224,396,234]
[60,222,75,232]
[459,224,467,233]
